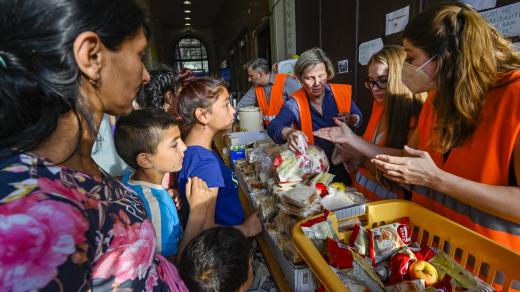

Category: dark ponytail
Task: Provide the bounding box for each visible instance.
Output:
[0,0,150,152]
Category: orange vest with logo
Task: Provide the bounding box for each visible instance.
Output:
[256,73,289,126]
[291,84,352,145]
[413,73,520,252]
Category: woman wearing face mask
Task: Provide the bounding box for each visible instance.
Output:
[316,45,424,201]
[370,3,520,253]
[267,48,364,182]
[0,0,189,290]
[172,71,263,238]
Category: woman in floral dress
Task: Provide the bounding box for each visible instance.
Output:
[0,0,187,290]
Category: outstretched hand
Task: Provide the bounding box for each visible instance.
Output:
[371,146,442,187]
[313,117,355,144]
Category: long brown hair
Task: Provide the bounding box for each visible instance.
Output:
[368,45,424,189]
[403,2,520,153]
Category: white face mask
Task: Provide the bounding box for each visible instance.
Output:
[401,56,436,94]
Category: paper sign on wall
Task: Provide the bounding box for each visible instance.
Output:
[385,6,410,36]
[481,2,520,37]
[462,0,496,11]
[337,59,348,73]
[358,38,384,66]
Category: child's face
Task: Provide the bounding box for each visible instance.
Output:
[150,125,186,173]
[206,88,236,132]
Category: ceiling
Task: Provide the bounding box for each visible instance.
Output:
[150,0,225,29]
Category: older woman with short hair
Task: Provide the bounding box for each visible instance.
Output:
[267,48,363,182]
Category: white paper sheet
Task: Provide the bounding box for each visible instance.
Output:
[481,2,520,37]
[462,0,496,11]
[358,38,384,66]
[385,6,410,36]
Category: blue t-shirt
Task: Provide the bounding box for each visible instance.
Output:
[121,170,182,257]
[177,145,245,227]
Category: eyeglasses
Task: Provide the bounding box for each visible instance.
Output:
[363,79,387,90]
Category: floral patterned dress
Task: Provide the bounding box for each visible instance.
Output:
[0,149,187,291]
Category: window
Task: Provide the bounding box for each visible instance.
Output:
[173,38,209,76]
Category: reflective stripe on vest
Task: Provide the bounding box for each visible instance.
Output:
[413,72,520,252]
[291,84,352,145]
[256,73,289,126]
[413,185,520,251]
[355,169,401,201]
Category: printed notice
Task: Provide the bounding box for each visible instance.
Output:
[385,6,410,36]
[481,2,520,37]
[337,59,348,74]
[462,0,496,11]
[358,38,384,66]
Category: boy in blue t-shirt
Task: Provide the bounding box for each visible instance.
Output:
[115,109,210,260]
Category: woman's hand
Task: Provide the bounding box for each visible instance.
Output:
[185,177,212,213]
[283,128,308,154]
[237,211,263,237]
[313,117,355,144]
[371,146,442,187]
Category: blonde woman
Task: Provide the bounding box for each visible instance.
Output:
[316,45,424,201]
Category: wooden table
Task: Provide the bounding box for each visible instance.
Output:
[213,133,291,292]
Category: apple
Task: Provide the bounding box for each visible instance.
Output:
[408,260,438,286]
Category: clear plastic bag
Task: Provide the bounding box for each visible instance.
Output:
[275,145,330,182]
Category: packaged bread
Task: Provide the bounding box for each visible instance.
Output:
[281,185,317,208]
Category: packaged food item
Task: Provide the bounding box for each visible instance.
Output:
[301,212,336,255]
[309,172,335,187]
[327,239,354,269]
[349,224,370,256]
[385,279,426,292]
[272,212,298,236]
[320,190,359,211]
[428,249,494,292]
[387,247,418,285]
[274,145,329,182]
[278,200,322,218]
[369,218,412,264]
[256,195,278,222]
[278,235,302,264]
[281,185,317,208]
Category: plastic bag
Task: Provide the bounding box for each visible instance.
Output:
[274,145,330,182]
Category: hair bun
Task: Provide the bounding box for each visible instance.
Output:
[176,68,196,86]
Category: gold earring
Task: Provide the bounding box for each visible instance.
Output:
[88,73,101,88]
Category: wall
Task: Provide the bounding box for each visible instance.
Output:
[294,0,520,130]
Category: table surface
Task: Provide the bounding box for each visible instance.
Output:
[213,133,291,292]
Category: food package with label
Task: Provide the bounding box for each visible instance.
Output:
[274,145,329,182]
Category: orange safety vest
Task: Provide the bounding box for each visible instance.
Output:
[291,84,352,145]
[256,73,289,126]
[352,101,405,201]
[413,72,520,252]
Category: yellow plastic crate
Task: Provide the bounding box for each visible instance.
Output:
[292,200,520,291]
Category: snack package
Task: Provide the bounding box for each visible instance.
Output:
[349,224,370,256]
[301,212,336,254]
[309,172,335,187]
[428,249,494,292]
[278,235,302,264]
[385,279,426,292]
[331,266,369,292]
[369,218,412,264]
[275,145,329,182]
[387,247,419,285]
[256,195,278,222]
[272,212,298,236]
[278,199,322,218]
[281,185,317,208]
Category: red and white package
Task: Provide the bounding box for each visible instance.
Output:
[368,218,412,264]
